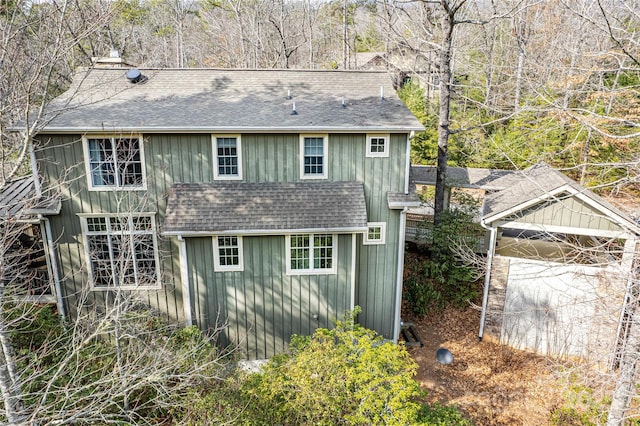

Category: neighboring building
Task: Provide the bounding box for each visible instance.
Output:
[354,46,438,94]
[23,64,423,359]
[413,163,640,365]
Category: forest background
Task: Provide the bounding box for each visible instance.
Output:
[1,0,639,424]
[3,0,639,198]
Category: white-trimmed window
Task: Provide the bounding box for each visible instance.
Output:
[300,135,328,179]
[286,234,336,275]
[366,134,389,157]
[364,222,386,245]
[83,135,146,190]
[213,236,244,271]
[81,214,160,289]
[213,135,242,180]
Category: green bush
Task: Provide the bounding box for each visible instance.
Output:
[549,383,610,426]
[244,308,425,425]
[419,402,474,426]
[405,196,482,315]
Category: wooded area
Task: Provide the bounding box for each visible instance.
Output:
[1,0,639,424]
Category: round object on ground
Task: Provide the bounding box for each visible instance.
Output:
[436,348,453,365]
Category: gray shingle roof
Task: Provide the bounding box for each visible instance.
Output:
[482,163,640,233]
[411,165,514,190]
[38,68,424,133]
[162,181,368,235]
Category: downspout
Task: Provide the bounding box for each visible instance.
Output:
[393,206,409,343]
[478,220,497,341]
[404,131,414,194]
[40,216,65,321]
[177,235,193,326]
[350,233,356,311]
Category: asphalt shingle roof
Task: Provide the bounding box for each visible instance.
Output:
[38,68,424,133]
[482,163,640,233]
[411,165,514,190]
[162,181,368,235]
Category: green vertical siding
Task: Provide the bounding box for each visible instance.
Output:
[188,235,353,359]
[36,131,410,355]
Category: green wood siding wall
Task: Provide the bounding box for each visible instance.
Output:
[35,131,409,352]
[188,235,353,359]
[502,195,624,232]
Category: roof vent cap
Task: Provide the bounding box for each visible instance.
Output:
[126,68,146,84]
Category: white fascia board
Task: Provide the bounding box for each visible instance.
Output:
[494,221,631,239]
[388,201,421,209]
[36,126,424,134]
[482,186,569,225]
[162,226,369,237]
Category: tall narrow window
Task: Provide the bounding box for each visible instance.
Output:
[286,233,336,274]
[84,136,145,190]
[213,135,242,180]
[213,236,244,271]
[300,135,328,179]
[366,134,389,157]
[82,214,160,289]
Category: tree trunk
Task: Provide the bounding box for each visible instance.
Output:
[0,287,24,424]
[607,276,640,426]
[434,3,456,224]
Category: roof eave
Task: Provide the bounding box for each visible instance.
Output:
[35,126,425,134]
[162,226,369,237]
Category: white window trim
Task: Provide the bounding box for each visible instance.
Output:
[82,134,147,191]
[363,222,386,245]
[79,213,161,290]
[299,134,328,180]
[285,233,337,275]
[366,133,390,158]
[212,134,243,180]
[212,235,244,272]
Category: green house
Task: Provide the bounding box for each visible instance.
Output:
[28,65,423,359]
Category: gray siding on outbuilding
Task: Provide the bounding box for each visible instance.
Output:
[35,131,408,353]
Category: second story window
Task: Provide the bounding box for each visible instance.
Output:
[300,135,328,179]
[366,134,389,157]
[84,135,146,190]
[213,135,242,180]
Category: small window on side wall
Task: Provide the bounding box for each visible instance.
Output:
[213,236,244,271]
[364,222,386,245]
[366,134,389,158]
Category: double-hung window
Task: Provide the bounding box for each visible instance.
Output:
[213,135,242,180]
[286,234,336,275]
[366,134,389,157]
[81,214,160,289]
[363,222,386,245]
[300,135,328,179]
[84,135,146,190]
[213,236,244,271]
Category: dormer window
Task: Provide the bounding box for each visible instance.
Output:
[83,135,146,191]
[366,134,389,158]
[213,135,242,180]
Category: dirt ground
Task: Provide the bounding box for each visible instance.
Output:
[403,306,568,425]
